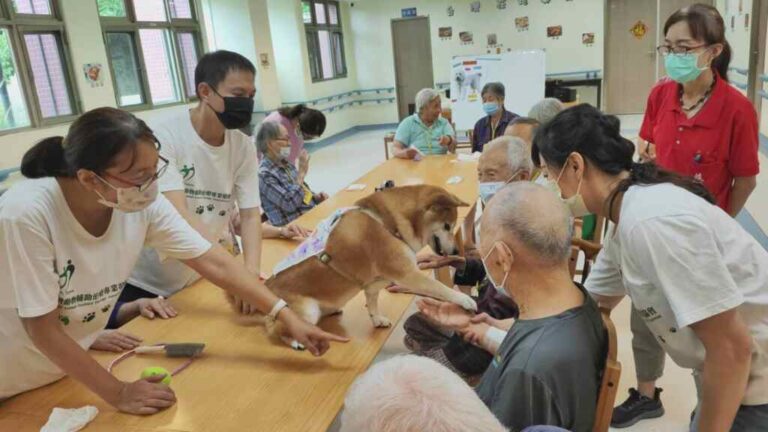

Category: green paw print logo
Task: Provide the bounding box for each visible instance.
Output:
[82,312,96,323]
[206,204,215,212]
[59,315,70,326]
[56,259,76,291]
[196,205,205,215]
[101,305,111,313]
[218,210,226,216]
[180,164,196,182]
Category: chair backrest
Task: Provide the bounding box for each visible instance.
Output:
[593,309,622,432]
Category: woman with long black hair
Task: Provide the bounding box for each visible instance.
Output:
[0,108,346,411]
[533,104,768,432]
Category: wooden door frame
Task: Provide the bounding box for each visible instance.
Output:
[391,16,434,121]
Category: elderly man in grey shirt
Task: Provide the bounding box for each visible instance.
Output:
[418,182,605,431]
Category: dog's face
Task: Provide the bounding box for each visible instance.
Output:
[422,192,469,256]
[454,70,465,83]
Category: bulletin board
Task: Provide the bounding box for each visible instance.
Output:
[450,50,546,131]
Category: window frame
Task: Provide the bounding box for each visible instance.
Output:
[303,0,347,83]
[98,0,202,111]
[0,0,81,133]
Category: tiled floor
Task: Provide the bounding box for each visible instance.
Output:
[308,117,758,432]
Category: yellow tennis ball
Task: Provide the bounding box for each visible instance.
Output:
[140,366,171,385]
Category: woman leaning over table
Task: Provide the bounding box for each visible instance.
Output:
[535,104,768,432]
[0,108,347,413]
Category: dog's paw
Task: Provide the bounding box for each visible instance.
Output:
[453,293,478,312]
[370,315,392,328]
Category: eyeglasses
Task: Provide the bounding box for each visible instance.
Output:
[104,155,169,192]
[656,44,708,55]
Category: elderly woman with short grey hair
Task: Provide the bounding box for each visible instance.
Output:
[257,121,327,226]
[392,88,456,159]
[472,82,519,153]
[528,97,565,125]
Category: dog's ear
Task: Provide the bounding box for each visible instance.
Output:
[429,192,470,211]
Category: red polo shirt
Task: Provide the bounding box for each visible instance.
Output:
[639,76,760,211]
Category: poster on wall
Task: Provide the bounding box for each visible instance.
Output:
[497,0,507,9]
[447,6,454,17]
[629,20,648,39]
[582,33,595,46]
[83,63,104,88]
[547,25,562,39]
[518,0,528,5]
[439,27,453,39]
[515,16,529,31]
[259,53,270,67]
[745,13,750,29]
[459,31,474,44]
[487,34,498,46]
[470,1,481,13]
[450,50,545,130]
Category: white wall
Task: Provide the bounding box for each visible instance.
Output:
[350,0,604,88]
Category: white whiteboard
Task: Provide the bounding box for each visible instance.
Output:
[450,50,546,131]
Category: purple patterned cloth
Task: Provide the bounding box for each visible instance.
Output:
[272,207,357,275]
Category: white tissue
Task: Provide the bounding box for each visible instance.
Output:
[41,406,99,432]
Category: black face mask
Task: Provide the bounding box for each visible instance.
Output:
[207,85,254,130]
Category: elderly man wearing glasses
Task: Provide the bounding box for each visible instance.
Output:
[392,88,456,159]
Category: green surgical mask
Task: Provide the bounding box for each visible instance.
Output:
[664,51,708,84]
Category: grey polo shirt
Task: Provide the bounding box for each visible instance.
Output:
[475,284,606,432]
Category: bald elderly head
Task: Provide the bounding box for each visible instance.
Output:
[480,182,572,267]
[478,136,533,183]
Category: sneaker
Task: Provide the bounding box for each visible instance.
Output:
[611,387,665,428]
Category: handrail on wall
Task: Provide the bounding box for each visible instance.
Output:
[729,66,749,76]
[283,87,395,107]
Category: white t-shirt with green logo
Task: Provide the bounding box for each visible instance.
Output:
[128,111,261,297]
[586,183,768,405]
[0,177,210,398]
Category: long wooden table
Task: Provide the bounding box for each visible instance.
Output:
[0,155,479,432]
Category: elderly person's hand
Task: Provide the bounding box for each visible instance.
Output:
[315,192,329,203]
[399,147,419,159]
[417,297,473,331]
[439,135,452,148]
[417,254,466,271]
[298,149,310,169]
[280,223,312,239]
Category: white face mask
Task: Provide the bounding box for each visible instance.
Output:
[478,171,519,204]
[94,176,159,213]
[545,158,590,218]
[481,244,510,297]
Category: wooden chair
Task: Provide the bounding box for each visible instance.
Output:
[593,308,622,432]
[384,132,395,160]
[572,215,605,283]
